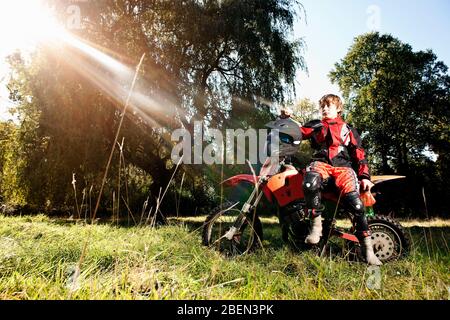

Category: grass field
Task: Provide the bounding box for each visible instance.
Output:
[0,214,448,300]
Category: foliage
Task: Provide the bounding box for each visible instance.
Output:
[290,98,320,124]
[2,0,306,215]
[0,121,27,204]
[330,32,450,216]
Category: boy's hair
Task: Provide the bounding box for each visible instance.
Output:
[319,94,343,114]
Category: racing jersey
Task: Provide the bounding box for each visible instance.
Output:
[300,116,371,181]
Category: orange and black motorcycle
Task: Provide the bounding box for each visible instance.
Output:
[202,118,410,263]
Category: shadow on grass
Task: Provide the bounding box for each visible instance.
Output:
[47,216,168,229]
[178,218,290,250]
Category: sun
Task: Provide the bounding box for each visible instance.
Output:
[0,0,65,119]
[0,0,63,57]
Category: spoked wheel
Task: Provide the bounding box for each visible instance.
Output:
[365,215,410,262]
[202,200,263,257]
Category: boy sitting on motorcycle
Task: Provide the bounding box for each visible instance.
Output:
[298,94,382,266]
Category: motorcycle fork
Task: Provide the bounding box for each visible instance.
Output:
[223,179,266,240]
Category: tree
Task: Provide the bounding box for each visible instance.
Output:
[330,32,450,216]
[290,98,320,124]
[0,120,23,204]
[4,0,306,215]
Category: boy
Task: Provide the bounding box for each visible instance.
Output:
[299,94,382,266]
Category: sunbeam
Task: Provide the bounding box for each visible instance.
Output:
[51,31,186,132]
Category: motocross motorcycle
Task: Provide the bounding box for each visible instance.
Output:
[202,117,410,263]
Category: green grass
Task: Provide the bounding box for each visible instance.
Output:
[0,214,448,300]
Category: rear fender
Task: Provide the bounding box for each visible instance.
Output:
[371,175,406,185]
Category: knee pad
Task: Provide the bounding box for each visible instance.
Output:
[345,191,370,238]
[303,171,322,209]
[303,171,322,192]
[344,191,365,216]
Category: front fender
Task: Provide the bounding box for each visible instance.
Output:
[222,174,258,187]
[222,175,273,203]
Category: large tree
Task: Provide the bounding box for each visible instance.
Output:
[330,32,450,215]
[4,0,306,215]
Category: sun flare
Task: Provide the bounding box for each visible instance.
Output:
[0,0,63,57]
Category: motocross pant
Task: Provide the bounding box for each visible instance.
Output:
[303,161,371,238]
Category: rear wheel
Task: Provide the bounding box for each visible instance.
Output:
[202,200,263,256]
[365,215,410,262]
[281,209,411,263]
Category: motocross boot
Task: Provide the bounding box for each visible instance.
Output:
[305,209,323,245]
[361,235,382,266]
[345,191,382,266]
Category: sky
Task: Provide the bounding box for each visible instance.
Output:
[0,0,450,120]
[294,0,450,103]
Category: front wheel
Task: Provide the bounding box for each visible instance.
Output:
[202,200,263,256]
[363,215,410,262]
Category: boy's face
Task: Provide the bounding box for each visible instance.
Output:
[321,102,340,120]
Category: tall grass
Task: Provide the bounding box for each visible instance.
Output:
[0,214,448,300]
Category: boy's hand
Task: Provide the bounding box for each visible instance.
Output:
[360,179,374,192]
[280,108,292,119]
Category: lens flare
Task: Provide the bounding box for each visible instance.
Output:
[61,36,131,77]
[0,0,63,56]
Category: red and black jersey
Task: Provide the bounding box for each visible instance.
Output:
[300,116,371,181]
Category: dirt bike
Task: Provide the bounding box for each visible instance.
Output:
[202,122,410,263]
